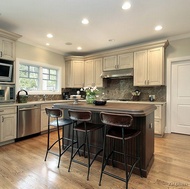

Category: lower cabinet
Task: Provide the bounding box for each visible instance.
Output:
[154,104,166,136]
[0,107,16,143]
[41,103,54,132]
[41,103,62,132]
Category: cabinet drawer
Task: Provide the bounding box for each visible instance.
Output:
[41,103,54,110]
[0,107,16,115]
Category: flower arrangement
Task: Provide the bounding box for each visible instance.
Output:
[80,86,99,103]
[80,86,99,96]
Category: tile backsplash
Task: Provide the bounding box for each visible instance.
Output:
[101,78,166,102]
[64,78,166,102]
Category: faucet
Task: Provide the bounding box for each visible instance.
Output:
[43,94,46,101]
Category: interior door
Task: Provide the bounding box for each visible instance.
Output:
[171,60,190,135]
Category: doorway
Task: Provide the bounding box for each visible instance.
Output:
[167,56,190,135]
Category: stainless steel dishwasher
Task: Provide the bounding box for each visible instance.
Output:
[17,104,41,138]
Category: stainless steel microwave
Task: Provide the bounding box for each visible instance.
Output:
[0,84,15,103]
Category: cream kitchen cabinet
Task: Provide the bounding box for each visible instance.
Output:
[0,29,21,61]
[154,104,166,136]
[0,37,15,61]
[134,47,164,86]
[65,60,84,88]
[0,107,16,143]
[103,56,117,71]
[84,58,103,87]
[41,103,54,132]
[103,53,133,71]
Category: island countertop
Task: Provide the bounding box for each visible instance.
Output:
[53,101,156,117]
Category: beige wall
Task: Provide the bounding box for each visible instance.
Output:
[16,41,65,88]
[166,37,190,59]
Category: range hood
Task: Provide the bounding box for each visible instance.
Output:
[101,68,133,79]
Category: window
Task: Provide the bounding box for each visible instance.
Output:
[19,64,39,91]
[16,59,62,94]
[42,68,57,91]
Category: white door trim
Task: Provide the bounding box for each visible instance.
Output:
[166,56,190,133]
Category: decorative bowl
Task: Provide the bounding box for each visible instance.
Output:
[93,100,107,106]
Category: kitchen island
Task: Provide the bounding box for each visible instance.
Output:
[54,101,156,177]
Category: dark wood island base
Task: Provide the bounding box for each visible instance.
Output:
[54,102,156,178]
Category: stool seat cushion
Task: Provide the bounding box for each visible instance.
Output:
[49,118,73,127]
[107,127,141,140]
[74,122,103,132]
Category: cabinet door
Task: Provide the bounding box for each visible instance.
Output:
[65,60,84,88]
[65,61,72,88]
[94,58,103,87]
[41,103,56,132]
[118,52,133,69]
[154,118,162,135]
[84,60,94,86]
[103,56,117,71]
[148,47,164,85]
[0,114,16,142]
[134,50,148,86]
[0,37,15,60]
[72,61,84,87]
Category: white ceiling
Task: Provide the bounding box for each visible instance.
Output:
[0,0,190,55]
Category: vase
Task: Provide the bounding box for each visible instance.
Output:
[86,94,96,104]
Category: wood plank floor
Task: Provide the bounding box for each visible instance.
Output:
[0,132,190,189]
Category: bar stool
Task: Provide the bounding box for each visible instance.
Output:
[44,108,78,168]
[99,112,142,189]
[68,109,103,180]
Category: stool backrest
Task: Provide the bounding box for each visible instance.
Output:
[45,108,62,118]
[100,112,133,128]
[68,109,92,122]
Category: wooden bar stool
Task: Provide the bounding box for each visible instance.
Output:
[44,108,78,168]
[68,109,103,180]
[99,112,142,189]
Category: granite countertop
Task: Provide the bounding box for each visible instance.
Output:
[0,99,166,107]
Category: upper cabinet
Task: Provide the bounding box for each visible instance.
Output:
[0,29,21,61]
[84,58,103,87]
[0,38,15,60]
[134,47,165,86]
[65,57,84,88]
[103,52,133,71]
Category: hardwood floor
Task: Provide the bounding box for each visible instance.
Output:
[0,132,190,189]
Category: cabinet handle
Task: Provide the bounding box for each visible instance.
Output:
[149,123,153,129]
[147,80,149,85]
[145,80,146,85]
[0,51,2,57]
[0,110,4,112]
[2,116,4,122]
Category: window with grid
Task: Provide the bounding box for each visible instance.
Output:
[17,59,61,94]
[42,68,57,91]
[19,64,39,91]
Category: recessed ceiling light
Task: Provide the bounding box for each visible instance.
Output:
[108,39,115,42]
[65,42,72,45]
[47,33,53,38]
[122,2,131,10]
[77,47,82,50]
[82,18,89,25]
[46,43,50,46]
[155,25,163,31]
